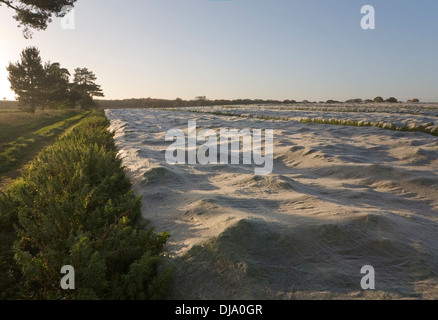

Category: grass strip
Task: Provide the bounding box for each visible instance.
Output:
[0,110,82,145]
[0,112,89,176]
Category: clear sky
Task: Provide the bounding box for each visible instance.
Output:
[1,0,438,101]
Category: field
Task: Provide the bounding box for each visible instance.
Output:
[106,104,438,299]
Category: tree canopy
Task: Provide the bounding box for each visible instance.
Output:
[0,0,77,38]
[71,68,105,110]
[7,47,45,113]
[42,62,71,108]
[385,97,398,103]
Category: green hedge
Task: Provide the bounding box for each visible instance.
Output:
[0,111,171,300]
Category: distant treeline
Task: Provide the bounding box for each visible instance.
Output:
[2,96,423,111]
[0,101,19,109]
[97,97,286,109]
[97,96,421,109]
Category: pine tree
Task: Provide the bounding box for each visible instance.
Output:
[7,47,45,113]
[71,68,104,110]
[42,62,71,109]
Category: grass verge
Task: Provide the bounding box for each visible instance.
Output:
[0,109,82,145]
[0,111,90,189]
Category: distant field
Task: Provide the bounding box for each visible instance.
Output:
[0,100,19,110]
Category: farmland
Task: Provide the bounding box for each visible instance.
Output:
[106,103,438,299]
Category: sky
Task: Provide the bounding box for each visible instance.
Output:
[1,0,438,102]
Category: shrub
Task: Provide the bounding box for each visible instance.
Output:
[345,99,363,104]
[385,97,398,103]
[0,111,171,299]
[373,97,384,103]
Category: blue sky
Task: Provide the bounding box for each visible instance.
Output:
[1,0,437,101]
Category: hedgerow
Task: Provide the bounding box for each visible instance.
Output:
[299,117,438,136]
[167,109,438,137]
[0,111,171,300]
